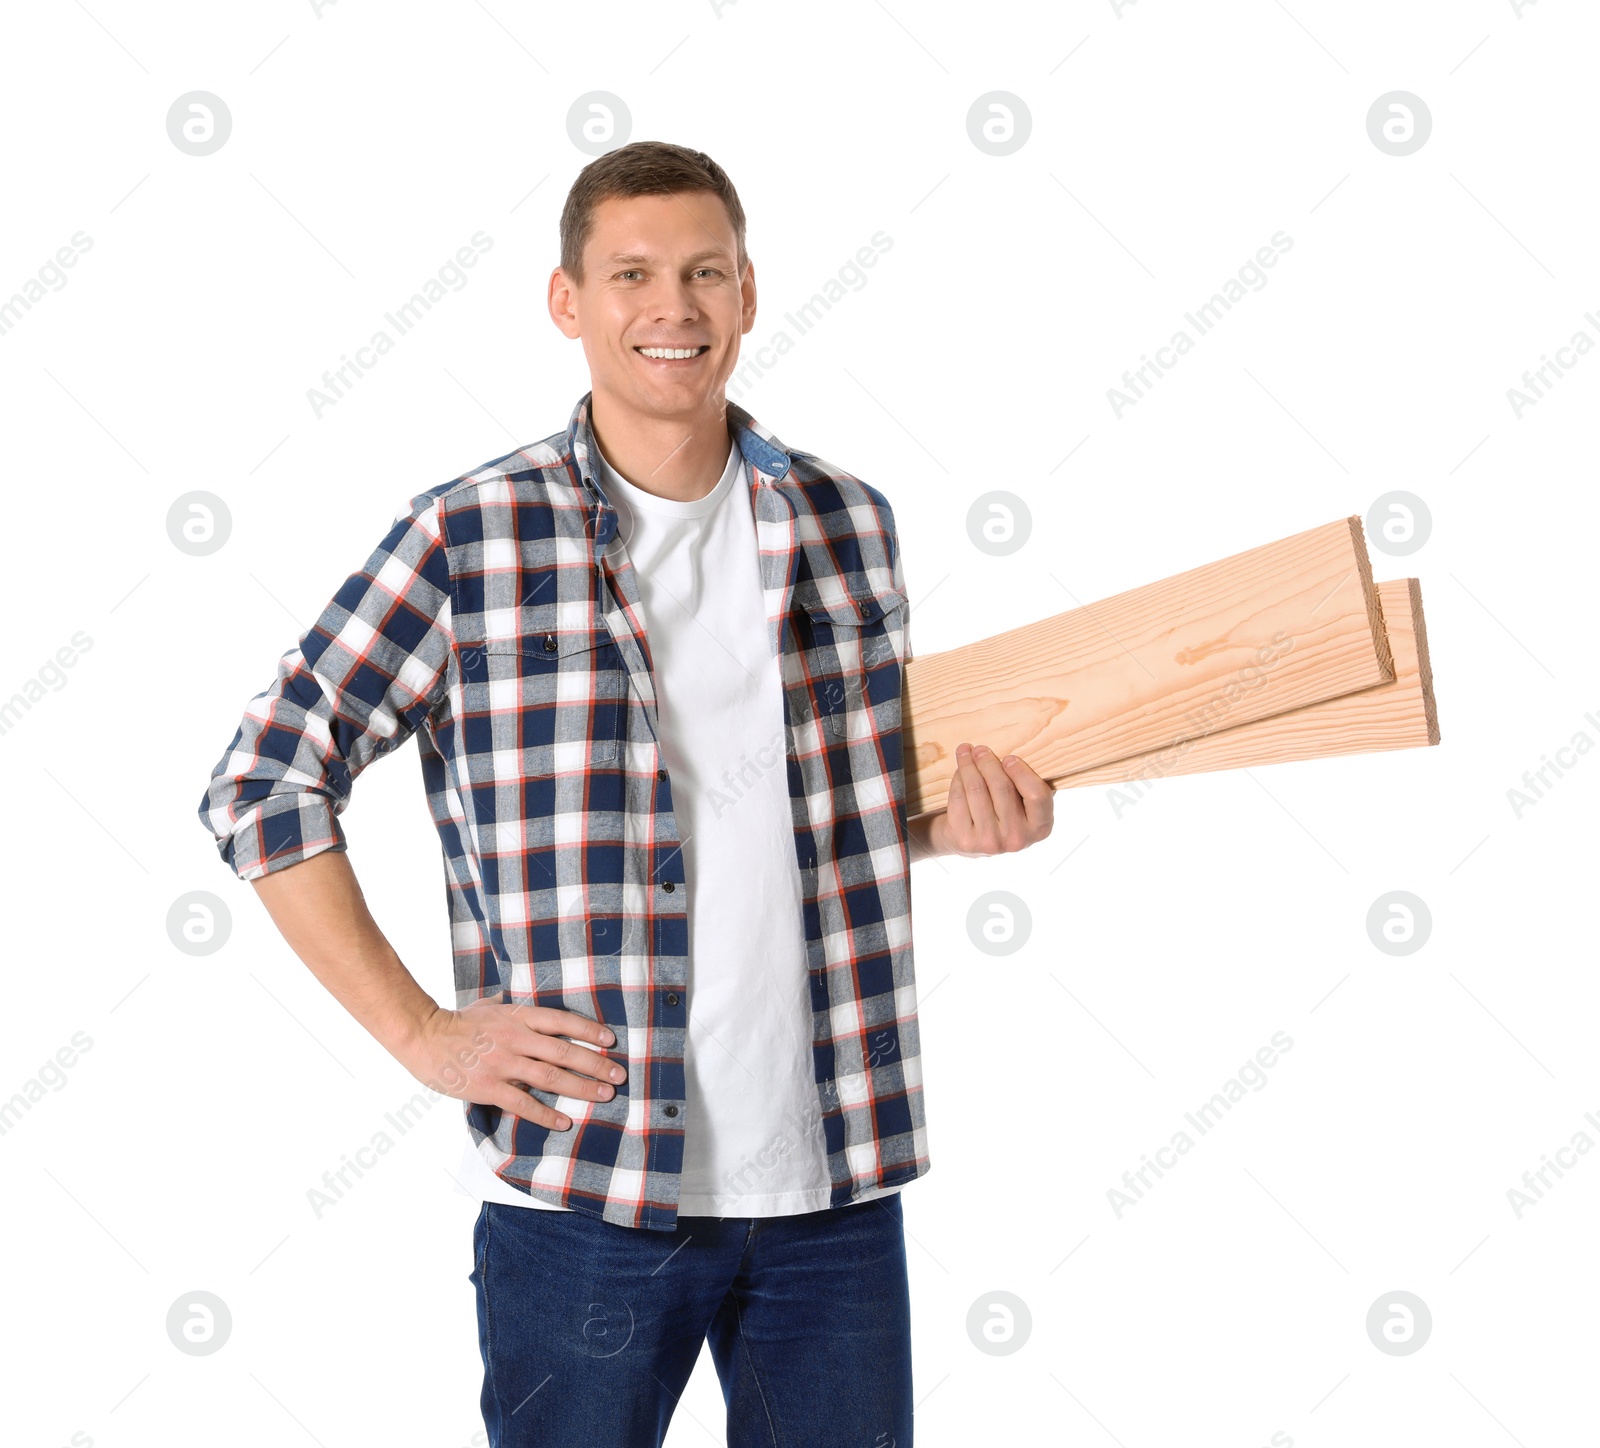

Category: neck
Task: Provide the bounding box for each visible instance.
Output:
[589,387,733,503]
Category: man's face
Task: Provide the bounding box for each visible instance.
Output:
[551,190,756,422]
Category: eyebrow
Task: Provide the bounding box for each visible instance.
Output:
[604,248,733,267]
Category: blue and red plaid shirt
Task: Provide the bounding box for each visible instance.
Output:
[198,392,928,1230]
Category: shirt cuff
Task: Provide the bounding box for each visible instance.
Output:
[219,791,349,882]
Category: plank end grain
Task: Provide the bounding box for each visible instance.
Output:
[1348,513,1396,686]
[1408,575,1441,746]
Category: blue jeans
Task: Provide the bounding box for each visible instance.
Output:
[469,1193,914,1447]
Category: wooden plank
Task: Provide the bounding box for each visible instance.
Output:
[1047,577,1438,794]
[902,517,1393,816]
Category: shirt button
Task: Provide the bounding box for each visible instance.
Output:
[662,880,675,893]
[664,1104,679,1117]
[542,634,558,653]
[657,768,667,781]
[666,992,680,1006]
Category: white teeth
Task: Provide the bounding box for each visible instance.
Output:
[638,347,704,359]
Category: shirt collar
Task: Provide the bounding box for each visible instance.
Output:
[566,390,794,494]
[567,391,795,561]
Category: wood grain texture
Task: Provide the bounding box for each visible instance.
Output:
[902,517,1394,816]
[1048,577,1439,793]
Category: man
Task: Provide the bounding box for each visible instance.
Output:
[199,140,1054,1446]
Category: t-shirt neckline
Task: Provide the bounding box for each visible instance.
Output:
[594,436,744,520]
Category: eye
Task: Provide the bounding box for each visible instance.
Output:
[618,269,644,281]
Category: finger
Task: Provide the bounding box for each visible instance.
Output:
[457,1004,624,1107]
[515,1003,616,1049]
[944,744,975,836]
[1003,753,1056,833]
[953,743,999,841]
[564,1008,617,1048]
[487,1085,575,1132]
[968,745,1026,837]
[503,1006,621,1071]
[512,1032,627,1095]
[509,1053,622,1103]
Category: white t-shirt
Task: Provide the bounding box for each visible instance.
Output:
[454,433,903,1217]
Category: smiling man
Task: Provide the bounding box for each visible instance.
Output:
[199,140,1053,1447]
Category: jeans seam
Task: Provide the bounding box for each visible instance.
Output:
[479,1204,504,1440]
[731,1285,781,1448]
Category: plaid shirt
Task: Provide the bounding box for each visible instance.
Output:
[198,392,929,1230]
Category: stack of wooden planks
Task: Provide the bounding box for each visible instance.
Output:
[902,517,1439,819]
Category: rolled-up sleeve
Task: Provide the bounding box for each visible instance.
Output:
[198,491,454,882]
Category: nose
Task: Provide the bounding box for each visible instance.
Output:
[645,275,700,325]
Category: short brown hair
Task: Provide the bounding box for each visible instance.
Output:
[558,140,748,287]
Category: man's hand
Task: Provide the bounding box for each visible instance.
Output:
[398,996,627,1133]
[911,742,1054,860]
[247,849,627,1133]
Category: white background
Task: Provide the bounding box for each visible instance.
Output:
[2,2,1595,1445]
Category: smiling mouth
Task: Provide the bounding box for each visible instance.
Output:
[634,345,711,361]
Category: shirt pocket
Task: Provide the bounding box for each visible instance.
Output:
[458,624,628,774]
[795,583,908,742]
